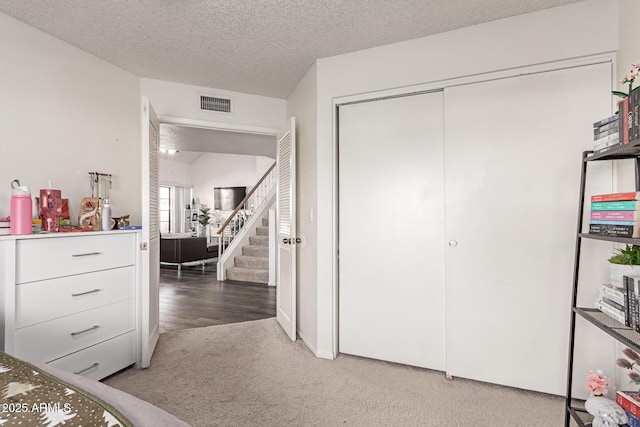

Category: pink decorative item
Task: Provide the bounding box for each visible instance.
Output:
[9,179,32,235]
[40,189,62,232]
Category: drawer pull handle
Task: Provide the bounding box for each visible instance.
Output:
[74,362,100,375]
[71,252,102,258]
[71,289,101,297]
[70,325,100,337]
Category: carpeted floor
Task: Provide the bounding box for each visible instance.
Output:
[104,318,565,426]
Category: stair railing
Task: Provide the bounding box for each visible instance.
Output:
[215,162,276,256]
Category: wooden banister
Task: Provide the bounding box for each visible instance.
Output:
[216,162,276,234]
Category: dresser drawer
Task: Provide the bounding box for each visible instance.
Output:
[16,233,136,284]
[47,331,135,380]
[16,266,135,328]
[14,299,135,364]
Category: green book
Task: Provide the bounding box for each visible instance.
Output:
[591,200,640,211]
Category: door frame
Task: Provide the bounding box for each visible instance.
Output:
[331,53,617,358]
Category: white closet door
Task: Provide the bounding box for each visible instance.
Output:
[444,63,612,394]
[339,91,446,370]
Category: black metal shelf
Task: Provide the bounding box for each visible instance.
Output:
[579,233,640,245]
[566,145,640,427]
[585,138,640,161]
[574,308,640,353]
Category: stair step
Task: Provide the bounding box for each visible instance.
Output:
[262,218,269,227]
[235,255,268,269]
[249,235,269,247]
[242,245,269,257]
[227,266,269,284]
[256,226,269,236]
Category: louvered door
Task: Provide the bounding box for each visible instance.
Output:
[140,96,160,367]
[276,117,297,340]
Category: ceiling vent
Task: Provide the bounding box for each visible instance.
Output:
[200,95,232,114]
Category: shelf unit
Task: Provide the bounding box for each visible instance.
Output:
[565,139,640,427]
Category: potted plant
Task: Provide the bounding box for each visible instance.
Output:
[609,244,640,287]
[197,206,211,237]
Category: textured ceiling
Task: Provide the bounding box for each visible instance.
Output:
[0,0,583,99]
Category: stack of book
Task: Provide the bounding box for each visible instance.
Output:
[593,113,620,153]
[617,390,640,426]
[595,283,628,325]
[0,218,9,236]
[589,192,640,238]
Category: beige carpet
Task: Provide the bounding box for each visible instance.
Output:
[105,319,564,426]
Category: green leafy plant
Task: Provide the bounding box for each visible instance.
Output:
[608,244,640,265]
[198,207,211,227]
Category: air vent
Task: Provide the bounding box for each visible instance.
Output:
[200,95,232,113]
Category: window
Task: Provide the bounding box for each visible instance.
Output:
[159,186,171,234]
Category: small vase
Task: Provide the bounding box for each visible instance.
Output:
[584,394,627,427]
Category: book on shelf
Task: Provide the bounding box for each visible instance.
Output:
[595,299,626,323]
[592,192,640,202]
[599,284,626,306]
[632,88,640,141]
[588,223,640,238]
[627,410,640,427]
[594,137,620,152]
[594,113,619,129]
[625,275,640,330]
[591,211,640,221]
[620,97,630,144]
[594,119,619,134]
[591,201,640,211]
[594,126,620,139]
[593,131,620,145]
[590,220,640,226]
[0,229,9,236]
[593,141,623,154]
[617,391,640,418]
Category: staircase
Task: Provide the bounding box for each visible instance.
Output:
[226,218,269,284]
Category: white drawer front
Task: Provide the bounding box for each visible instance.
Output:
[14,299,135,364]
[16,233,136,284]
[47,331,135,380]
[16,266,135,328]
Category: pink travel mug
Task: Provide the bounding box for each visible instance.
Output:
[40,189,62,232]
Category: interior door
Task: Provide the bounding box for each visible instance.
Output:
[140,96,160,368]
[444,63,613,394]
[276,117,297,341]
[338,91,446,370]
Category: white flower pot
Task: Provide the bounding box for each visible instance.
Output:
[609,263,640,288]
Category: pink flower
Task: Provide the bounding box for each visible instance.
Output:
[585,370,611,396]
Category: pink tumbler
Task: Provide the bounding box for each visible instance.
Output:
[10,179,32,235]
[40,189,62,232]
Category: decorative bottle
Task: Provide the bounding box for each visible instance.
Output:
[101,199,112,231]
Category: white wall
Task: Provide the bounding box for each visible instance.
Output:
[188,153,269,212]
[141,78,286,132]
[298,0,620,357]
[159,158,192,187]
[286,63,319,354]
[0,12,142,224]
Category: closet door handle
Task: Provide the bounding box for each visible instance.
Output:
[71,289,101,297]
[70,325,100,336]
[74,362,100,375]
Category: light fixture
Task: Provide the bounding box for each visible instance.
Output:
[167,149,178,155]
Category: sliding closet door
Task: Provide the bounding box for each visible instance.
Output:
[339,91,445,370]
[444,63,612,394]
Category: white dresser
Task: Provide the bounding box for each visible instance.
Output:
[0,231,140,380]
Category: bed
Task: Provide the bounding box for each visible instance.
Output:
[0,351,189,426]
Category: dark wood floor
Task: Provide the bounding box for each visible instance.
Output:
[159,264,276,333]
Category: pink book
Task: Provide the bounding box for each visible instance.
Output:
[591,210,640,221]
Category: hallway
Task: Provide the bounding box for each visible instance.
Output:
[159,265,276,333]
